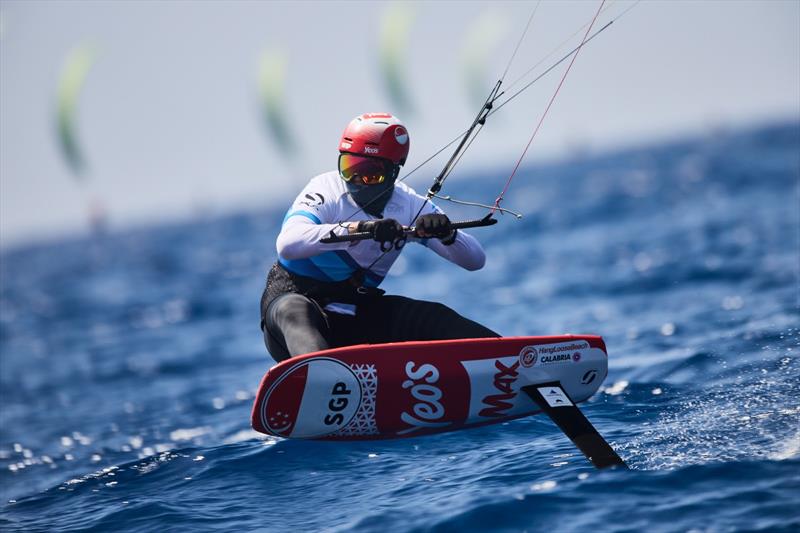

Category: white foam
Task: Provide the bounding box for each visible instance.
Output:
[604,380,629,396]
[169,427,211,442]
[530,480,557,492]
[768,432,800,461]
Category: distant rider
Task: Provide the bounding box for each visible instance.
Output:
[260,113,498,362]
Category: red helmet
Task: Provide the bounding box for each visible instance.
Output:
[338,113,410,166]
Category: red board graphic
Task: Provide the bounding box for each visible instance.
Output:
[251,335,608,440]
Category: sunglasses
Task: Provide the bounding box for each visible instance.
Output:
[338,153,396,185]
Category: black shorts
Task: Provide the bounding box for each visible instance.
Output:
[261,291,499,363]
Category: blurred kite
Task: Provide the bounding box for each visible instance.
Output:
[378,2,416,116]
[461,10,509,110]
[257,48,298,158]
[55,44,97,178]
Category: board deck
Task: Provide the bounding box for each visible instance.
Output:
[251,335,608,440]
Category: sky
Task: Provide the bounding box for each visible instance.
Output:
[1,0,798,248]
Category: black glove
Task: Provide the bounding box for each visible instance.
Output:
[358,218,404,244]
[414,213,455,241]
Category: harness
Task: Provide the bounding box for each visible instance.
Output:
[261,262,385,329]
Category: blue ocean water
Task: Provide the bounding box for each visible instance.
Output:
[1,121,798,532]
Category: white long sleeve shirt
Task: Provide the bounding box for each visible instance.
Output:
[276,171,486,291]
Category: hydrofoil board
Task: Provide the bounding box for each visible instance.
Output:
[251,335,608,441]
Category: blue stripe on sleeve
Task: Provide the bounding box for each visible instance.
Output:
[283,210,322,225]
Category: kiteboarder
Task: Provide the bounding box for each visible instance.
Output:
[260,113,498,362]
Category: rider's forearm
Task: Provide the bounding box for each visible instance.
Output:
[276,217,351,260]
[425,230,486,271]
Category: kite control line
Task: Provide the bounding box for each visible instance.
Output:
[492,0,607,215]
